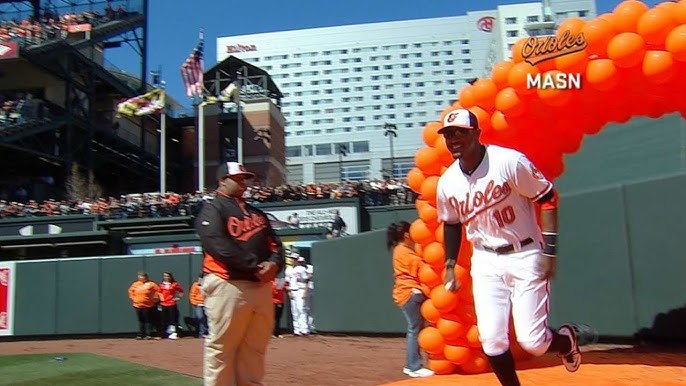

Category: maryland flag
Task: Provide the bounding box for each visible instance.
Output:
[116,89,165,117]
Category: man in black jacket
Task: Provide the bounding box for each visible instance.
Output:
[196,161,284,386]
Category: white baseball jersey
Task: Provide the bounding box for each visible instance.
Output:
[436,145,552,249]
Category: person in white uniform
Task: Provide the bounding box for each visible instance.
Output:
[286,253,310,336]
[304,261,316,334]
[435,109,594,386]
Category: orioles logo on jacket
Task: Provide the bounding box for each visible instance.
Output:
[227,213,268,241]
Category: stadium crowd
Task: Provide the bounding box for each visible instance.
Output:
[0,179,417,220]
[0,92,48,127]
[0,2,135,45]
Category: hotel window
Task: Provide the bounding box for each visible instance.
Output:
[578,10,588,17]
[505,17,517,24]
[286,146,301,157]
[352,141,369,153]
[460,39,469,44]
[527,15,539,22]
[316,144,332,155]
[461,49,470,54]
[507,30,518,37]
[400,54,409,59]
[445,60,454,65]
[416,81,425,87]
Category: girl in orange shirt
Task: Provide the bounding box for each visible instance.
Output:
[388,221,434,378]
[159,271,184,340]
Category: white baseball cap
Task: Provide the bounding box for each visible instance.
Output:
[437,109,478,134]
[216,161,255,180]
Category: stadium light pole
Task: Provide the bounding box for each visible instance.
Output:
[159,79,167,194]
[198,100,212,193]
[383,122,397,179]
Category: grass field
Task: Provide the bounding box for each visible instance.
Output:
[0,353,202,386]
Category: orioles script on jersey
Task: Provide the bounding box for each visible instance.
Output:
[227,213,268,241]
[447,180,512,222]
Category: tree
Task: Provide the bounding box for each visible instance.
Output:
[65,162,104,200]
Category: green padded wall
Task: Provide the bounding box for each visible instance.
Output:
[311,229,406,333]
[623,174,686,338]
[366,205,418,231]
[100,256,145,333]
[14,261,58,335]
[55,259,101,334]
[550,187,638,336]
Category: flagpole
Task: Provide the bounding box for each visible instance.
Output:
[198,101,206,193]
[237,74,243,164]
[160,108,167,194]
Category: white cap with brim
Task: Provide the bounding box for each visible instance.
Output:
[216,161,255,180]
[437,109,478,134]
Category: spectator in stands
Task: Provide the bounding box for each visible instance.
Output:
[189,274,208,338]
[288,212,300,229]
[127,271,159,340]
[387,221,434,378]
[158,271,184,340]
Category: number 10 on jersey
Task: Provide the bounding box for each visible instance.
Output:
[493,205,516,227]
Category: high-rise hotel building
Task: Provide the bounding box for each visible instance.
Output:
[217,0,596,184]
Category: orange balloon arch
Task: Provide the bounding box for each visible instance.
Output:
[409,0,686,375]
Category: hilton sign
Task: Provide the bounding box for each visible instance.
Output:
[226,44,257,53]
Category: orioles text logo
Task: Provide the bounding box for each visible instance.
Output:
[477,16,495,33]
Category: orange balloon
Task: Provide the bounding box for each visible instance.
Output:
[612,0,649,33]
[458,86,476,108]
[423,242,446,268]
[422,122,442,147]
[554,49,589,73]
[580,18,616,56]
[443,344,473,365]
[586,58,620,91]
[420,176,440,207]
[607,32,646,68]
[434,136,456,167]
[507,62,539,95]
[536,71,574,107]
[636,7,678,46]
[491,61,514,88]
[434,222,445,244]
[414,147,442,176]
[438,319,469,341]
[418,202,438,224]
[466,324,481,348]
[666,24,686,62]
[418,326,445,355]
[490,111,510,132]
[421,283,431,297]
[460,352,489,374]
[642,50,675,84]
[471,79,497,111]
[427,358,457,375]
[511,38,528,63]
[557,17,586,36]
[410,218,434,245]
[406,167,425,193]
[675,1,686,24]
[469,106,492,131]
[420,299,441,324]
[419,264,442,288]
[430,285,459,313]
[495,87,525,117]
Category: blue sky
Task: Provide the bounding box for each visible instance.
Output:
[106,0,662,107]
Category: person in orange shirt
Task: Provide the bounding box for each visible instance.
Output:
[128,271,159,340]
[159,271,184,340]
[388,221,434,378]
[190,274,208,338]
[271,277,287,338]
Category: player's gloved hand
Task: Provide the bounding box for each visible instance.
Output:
[443,268,461,292]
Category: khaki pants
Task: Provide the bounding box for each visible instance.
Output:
[202,274,274,386]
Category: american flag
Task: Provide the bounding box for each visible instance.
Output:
[181,32,204,98]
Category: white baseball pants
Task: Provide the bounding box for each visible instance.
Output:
[470,243,553,357]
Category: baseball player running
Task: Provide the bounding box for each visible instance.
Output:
[435,109,594,386]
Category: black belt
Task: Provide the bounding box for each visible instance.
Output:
[481,237,534,254]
